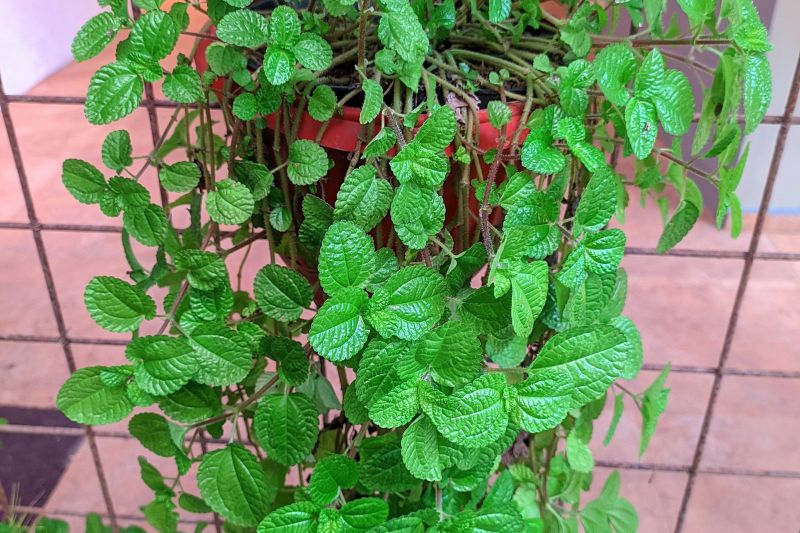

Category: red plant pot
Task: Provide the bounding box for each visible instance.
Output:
[194,37,529,245]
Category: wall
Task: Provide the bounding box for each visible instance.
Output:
[0,1,100,94]
[740,0,800,213]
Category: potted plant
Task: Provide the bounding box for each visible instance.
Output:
[57,0,772,531]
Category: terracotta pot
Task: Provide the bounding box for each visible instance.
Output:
[194,36,530,249]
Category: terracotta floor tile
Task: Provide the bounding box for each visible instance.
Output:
[593,371,712,467]
[680,474,800,533]
[622,255,742,368]
[702,376,800,472]
[0,229,59,337]
[47,435,212,525]
[40,231,138,340]
[0,123,27,223]
[727,260,800,372]
[0,341,70,408]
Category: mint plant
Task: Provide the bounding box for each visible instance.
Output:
[56,0,772,531]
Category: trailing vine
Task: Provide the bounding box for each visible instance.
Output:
[51,0,772,531]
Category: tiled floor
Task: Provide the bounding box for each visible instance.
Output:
[2,16,800,533]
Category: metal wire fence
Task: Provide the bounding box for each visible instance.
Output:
[0,28,798,533]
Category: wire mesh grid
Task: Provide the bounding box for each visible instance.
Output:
[0,23,798,533]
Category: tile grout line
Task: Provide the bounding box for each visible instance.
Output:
[673,49,800,533]
[0,73,120,531]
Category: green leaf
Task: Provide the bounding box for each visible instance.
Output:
[288,140,329,185]
[308,84,337,121]
[360,79,384,124]
[625,97,658,160]
[72,12,122,62]
[299,195,334,249]
[231,92,257,120]
[521,129,565,175]
[584,229,626,274]
[488,0,511,23]
[575,168,617,232]
[508,261,549,338]
[529,325,628,407]
[359,435,418,492]
[255,393,319,465]
[130,10,179,60]
[566,427,594,473]
[390,143,450,188]
[640,364,671,456]
[355,338,413,410]
[510,372,571,433]
[57,366,133,425]
[603,393,625,446]
[85,62,143,125]
[253,264,313,322]
[84,276,156,332]
[308,454,359,505]
[128,413,178,457]
[415,105,457,151]
[206,43,247,76]
[743,53,772,134]
[319,221,377,296]
[309,288,370,361]
[656,200,700,253]
[594,44,636,107]
[188,323,252,386]
[634,48,665,100]
[733,0,772,53]
[557,244,588,289]
[159,382,222,423]
[265,336,309,386]
[159,161,200,193]
[654,69,693,136]
[366,265,446,341]
[559,59,594,117]
[401,415,442,481]
[268,6,301,46]
[294,33,333,71]
[179,493,212,514]
[101,130,133,173]
[340,498,389,529]
[217,9,269,48]
[377,3,427,65]
[344,382,370,425]
[334,166,393,231]
[611,316,643,380]
[123,203,168,246]
[415,321,482,387]
[235,160,274,200]
[62,159,106,204]
[224,0,253,7]
[263,46,294,85]
[142,500,179,533]
[174,249,228,290]
[257,502,321,533]
[487,101,512,130]
[363,127,397,159]
[368,376,419,429]
[107,176,150,211]
[198,444,271,526]
[425,373,508,449]
[206,179,255,225]
[457,286,512,335]
[390,182,445,249]
[126,335,197,396]
[133,0,162,11]
[676,0,713,25]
